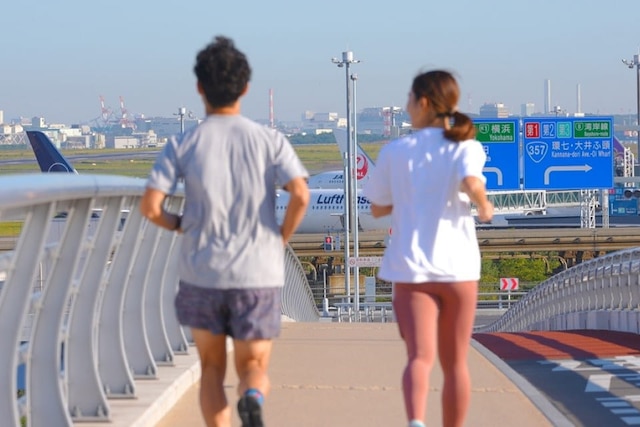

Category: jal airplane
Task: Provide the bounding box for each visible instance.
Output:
[26,130,391,234]
[306,128,376,189]
[292,128,390,232]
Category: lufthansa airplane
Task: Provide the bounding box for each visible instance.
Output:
[25,130,391,234]
[26,131,77,173]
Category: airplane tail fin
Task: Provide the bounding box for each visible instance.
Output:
[333,128,376,181]
[26,131,78,173]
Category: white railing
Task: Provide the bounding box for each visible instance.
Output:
[0,173,318,426]
[477,246,640,334]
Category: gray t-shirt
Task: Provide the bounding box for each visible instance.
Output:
[146,114,308,289]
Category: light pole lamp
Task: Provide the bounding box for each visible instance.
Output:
[332,51,360,305]
[622,54,640,146]
[175,107,187,134]
[350,72,360,311]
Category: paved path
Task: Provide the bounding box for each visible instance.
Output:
[156,322,557,427]
[474,330,640,426]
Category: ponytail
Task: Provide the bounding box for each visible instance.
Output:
[443,111,476,142]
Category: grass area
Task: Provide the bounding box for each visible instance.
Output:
[295,142,383,174]
[74,159,157,177]
[0,222,22,237]
[0,143,385,178]
[0,146,158,160]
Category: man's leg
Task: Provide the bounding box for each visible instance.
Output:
[228,287,281,426]
[233,339,273,397]
[233,339,273,427]
[191,328,231,427]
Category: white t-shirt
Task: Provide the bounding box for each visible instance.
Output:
[363,127,486,283]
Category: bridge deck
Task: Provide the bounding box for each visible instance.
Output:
[77,321,640,426]
[154,322,557,427]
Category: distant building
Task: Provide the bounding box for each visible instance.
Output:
[133,130,159,147]
[479,103,509,118]
[544,79,552,115]
[357,107,408,136]
[0,110,3,125]
[106,135,140,149]
[520,103,535,117]
[0,123,23,135]
[55,127,91,148]
[134,116,199,138]
[300,111,343,131]
[62,135,92,149]
[31,117,46,129]
[59,128,82,138]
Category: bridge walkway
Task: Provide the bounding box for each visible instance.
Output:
[152,322,560,427]
[54,315,640,427]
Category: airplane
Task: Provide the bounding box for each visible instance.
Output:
[306,128,376,189]
[26,131,77,173]
[25,130,390,234]
[275,189,390,234]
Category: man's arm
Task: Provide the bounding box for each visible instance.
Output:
[140,188,182,231]
[280,177,310,244]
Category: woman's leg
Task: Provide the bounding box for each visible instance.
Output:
[436,281,478,427]
[393,283,439,423]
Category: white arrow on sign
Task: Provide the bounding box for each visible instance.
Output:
[544,164,592,185]
[483,167,503,186]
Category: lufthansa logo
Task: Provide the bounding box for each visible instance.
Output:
[48,163,71,172]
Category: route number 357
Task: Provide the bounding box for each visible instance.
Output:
[526,142,548,163]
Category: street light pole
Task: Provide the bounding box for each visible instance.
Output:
[350,72,360,312]
[175,107,187,134]
[622,54,640,146]
[332,51,360,309]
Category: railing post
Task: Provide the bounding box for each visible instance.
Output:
[0,173,334,426]
[66,197,124,421]
[97,199,144,397]
[0,203,54,427]
[30,198,93,426]
[122,216,160,378]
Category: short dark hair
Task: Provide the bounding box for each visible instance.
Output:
[193,36,252,108]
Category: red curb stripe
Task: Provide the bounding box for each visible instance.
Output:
[473,330,640,361]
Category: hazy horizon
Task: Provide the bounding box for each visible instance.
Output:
[2,0,639,125]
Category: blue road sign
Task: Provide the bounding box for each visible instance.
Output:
[609,187,639,216]
[473,118,520,191]
[522,117,613,190]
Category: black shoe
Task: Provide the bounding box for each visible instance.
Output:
[237,394,264,427]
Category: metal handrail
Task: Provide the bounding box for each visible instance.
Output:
[0,173,318,426]
[477,245,640,333]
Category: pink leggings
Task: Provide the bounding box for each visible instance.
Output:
[393,281,477,427]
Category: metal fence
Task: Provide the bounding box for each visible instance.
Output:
[478,247,640,333]
[0,173,318,426]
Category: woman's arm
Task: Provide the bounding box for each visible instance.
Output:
[370,203,392,218]
[460,176,494,223]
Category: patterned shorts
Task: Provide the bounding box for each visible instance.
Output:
[174,281,282,340]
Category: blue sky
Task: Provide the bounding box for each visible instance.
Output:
[2,0,639,125]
